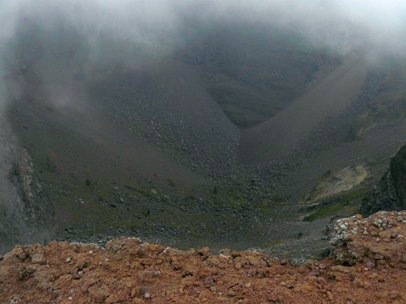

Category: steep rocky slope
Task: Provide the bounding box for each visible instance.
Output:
[239,55,368,163]
[0,109,55,252]
[1,211,406,303]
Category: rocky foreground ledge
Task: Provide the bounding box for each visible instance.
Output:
[1,211,406,304]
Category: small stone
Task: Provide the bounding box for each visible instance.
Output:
[319,263,327,269]
[31,253,45,264]
[340,223,347,230]
[388,291,402,300]
[327,291,333,301]
[353,278,368,288]
[363,281,372,288]
[143,292,151,299]
[330,265,351,273]
[365,260,375,269]
[370,230,378,236]
[368,273,378,279]
[248,257,260,267]
[18,267,35,281]
[131,287,140,298]
[172,262,182,271]
[13,246,29,261]
[181,270,193,277]
[317,277,327,285]
[378,231,391,239]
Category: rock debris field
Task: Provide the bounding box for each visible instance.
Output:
[1,211,406,303]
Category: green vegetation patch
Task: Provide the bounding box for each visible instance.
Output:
[303,188,365,222]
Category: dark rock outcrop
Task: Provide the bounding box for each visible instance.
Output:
[361,144,406,216]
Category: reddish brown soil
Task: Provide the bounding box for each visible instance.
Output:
[1,211,406,304]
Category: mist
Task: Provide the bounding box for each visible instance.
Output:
[0,0,403,143]
[1,0,406,65]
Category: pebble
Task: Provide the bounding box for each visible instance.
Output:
[378,231,391,239]
[248,257,260,267]
[143,292,151,299]
[327,291,333,301]
[31,253,45,264]
[330,265,351,273]
[319,263,327,269]
[388,291,402,300]
[14,246,28,261]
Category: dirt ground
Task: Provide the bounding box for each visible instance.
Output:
[1,211,406,304]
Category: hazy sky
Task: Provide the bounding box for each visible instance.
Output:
[0,0,405,60]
